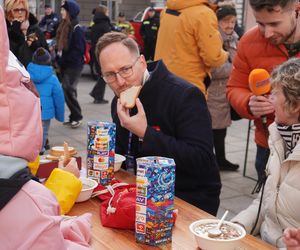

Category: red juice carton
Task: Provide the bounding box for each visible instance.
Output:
[135,156,176,246]
[87,121,116,185]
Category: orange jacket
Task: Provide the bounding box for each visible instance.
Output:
[226,26,299,148]
[155,0,228,95]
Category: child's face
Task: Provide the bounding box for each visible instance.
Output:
[270,86,299,125]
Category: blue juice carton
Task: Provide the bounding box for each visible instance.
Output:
[87,121,116,185]
[135,156,176,246]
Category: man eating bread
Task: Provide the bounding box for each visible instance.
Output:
[96,32,221,215]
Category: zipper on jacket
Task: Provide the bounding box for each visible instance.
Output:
[272,144,285,230]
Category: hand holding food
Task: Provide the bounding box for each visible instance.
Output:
[117,97,147,139]
[120,85,142,108]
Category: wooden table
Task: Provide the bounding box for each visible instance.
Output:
[69,170,276,250]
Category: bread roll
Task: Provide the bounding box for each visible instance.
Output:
[50,146,76,157]
[120,86,142,108]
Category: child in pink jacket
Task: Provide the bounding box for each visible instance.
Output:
[0,5,91,249]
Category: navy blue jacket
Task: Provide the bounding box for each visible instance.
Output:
[59,0,85,69]
[59,22,85,70]
[111,60,221,215]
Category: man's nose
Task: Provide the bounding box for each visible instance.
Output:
[115,73,126,86]
[264,26,274,39]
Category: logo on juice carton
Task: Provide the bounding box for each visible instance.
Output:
[136,223,146,234]
[94,171,100,178]
[136,204,146,214]
[87,170,94,177]
[94,155,108,164]
[137,185,147,196]
[96,128,109,136]
[136,196,147,205]
[101,171,108,179]
[137,168,146,176]
[93,136,109,151]
[94,163,109,170]
[136,213,146,223]
[136,177,148,186]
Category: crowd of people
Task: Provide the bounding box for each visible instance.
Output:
[2,0,300,249]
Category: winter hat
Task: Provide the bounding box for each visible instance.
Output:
[216,5,237,21]
[32,47,51,65]
[61,0,80,19]
[118,12,125,17]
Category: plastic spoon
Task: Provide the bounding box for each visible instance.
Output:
[208,210,229,238]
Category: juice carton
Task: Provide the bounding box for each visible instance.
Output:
[135,156,176,246]
[87,121,116,185]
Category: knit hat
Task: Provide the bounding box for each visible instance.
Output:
[32,47,51,65]
[216,5,237,20]
[61,0,80,19]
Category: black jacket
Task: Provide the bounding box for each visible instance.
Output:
[6,13,48,67]
[111,60,221,215]
[90,12,112,72]
[140,16,160,43]
[39,12,59,38]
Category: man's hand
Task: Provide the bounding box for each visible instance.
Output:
[283,228,300,250]
[117,98,147,138]
[248,95,274,117]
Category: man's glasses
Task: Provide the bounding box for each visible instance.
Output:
[102,57,140,83]
[12,8,27,13]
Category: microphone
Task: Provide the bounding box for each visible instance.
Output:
[248,69,271,126]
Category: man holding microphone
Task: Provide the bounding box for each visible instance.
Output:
[227,0,300,187]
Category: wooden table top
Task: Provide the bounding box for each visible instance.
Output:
[69,170,276,250]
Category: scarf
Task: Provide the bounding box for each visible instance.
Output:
[0,167,34,210]
[277,123,300,158]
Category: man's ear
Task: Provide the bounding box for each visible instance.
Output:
[295,2,300,18]
[139,54,147,69]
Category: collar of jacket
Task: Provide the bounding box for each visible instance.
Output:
[167,0,209,11]
[268,122,300,162]
[0,155,33,210]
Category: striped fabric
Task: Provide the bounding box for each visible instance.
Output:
[277,123,300,158]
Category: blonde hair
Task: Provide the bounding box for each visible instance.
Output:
[4,0,29,21]
[271,58,300,115]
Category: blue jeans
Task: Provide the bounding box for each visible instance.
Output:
[42,120,51,152]
[255,144,270,182]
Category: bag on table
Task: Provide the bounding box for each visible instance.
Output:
[93,179,136,229]
[92,179,178,230]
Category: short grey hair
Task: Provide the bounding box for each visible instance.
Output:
[95,32,140,62]
[271,57,300,115]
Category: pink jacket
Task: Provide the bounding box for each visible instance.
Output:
[0,5,41,162]
[0,179,91,250]
[0,6,91,249]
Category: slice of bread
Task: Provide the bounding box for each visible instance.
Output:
[120,86,142,109]
[50,146,76,157]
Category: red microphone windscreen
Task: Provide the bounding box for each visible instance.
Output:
[248,69,271,96]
